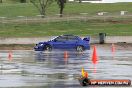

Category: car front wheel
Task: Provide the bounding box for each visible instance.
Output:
[76,46,84,52]
[44,45,52,51]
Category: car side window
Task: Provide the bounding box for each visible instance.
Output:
[55,36,67,42]
[67,36,78,41]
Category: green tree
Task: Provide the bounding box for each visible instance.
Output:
[30,0,53,18]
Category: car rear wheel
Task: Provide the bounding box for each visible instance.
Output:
[76,46,84,52]
[44,45,52,51]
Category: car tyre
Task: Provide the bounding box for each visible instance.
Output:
[44,45,52,51]
[76,46,84,52]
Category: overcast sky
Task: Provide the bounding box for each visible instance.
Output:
[90,0,132,3]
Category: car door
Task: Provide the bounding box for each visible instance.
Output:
[66,36,78,49]
[52,36,68,49]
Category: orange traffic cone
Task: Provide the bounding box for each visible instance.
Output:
[8,51,13,61]
[92,46,98,64]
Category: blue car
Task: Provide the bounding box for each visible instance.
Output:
[34,35,90,52]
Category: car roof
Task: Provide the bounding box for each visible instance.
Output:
[63,34,74,36]
[62,34,78,37]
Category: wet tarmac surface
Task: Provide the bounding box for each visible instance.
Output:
[0,46,132,88]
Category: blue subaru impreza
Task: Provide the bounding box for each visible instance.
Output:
[34,35,90,52]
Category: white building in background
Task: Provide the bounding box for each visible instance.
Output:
[69,0,132,3]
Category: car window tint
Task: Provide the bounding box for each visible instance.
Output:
[55,36,67,41]
[67,36,78,41]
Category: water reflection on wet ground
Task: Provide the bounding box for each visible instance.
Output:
[0,47,132,88]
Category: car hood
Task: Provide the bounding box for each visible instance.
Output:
[39,41,51,44]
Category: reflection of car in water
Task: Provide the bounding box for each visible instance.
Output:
[34,35,90,52]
